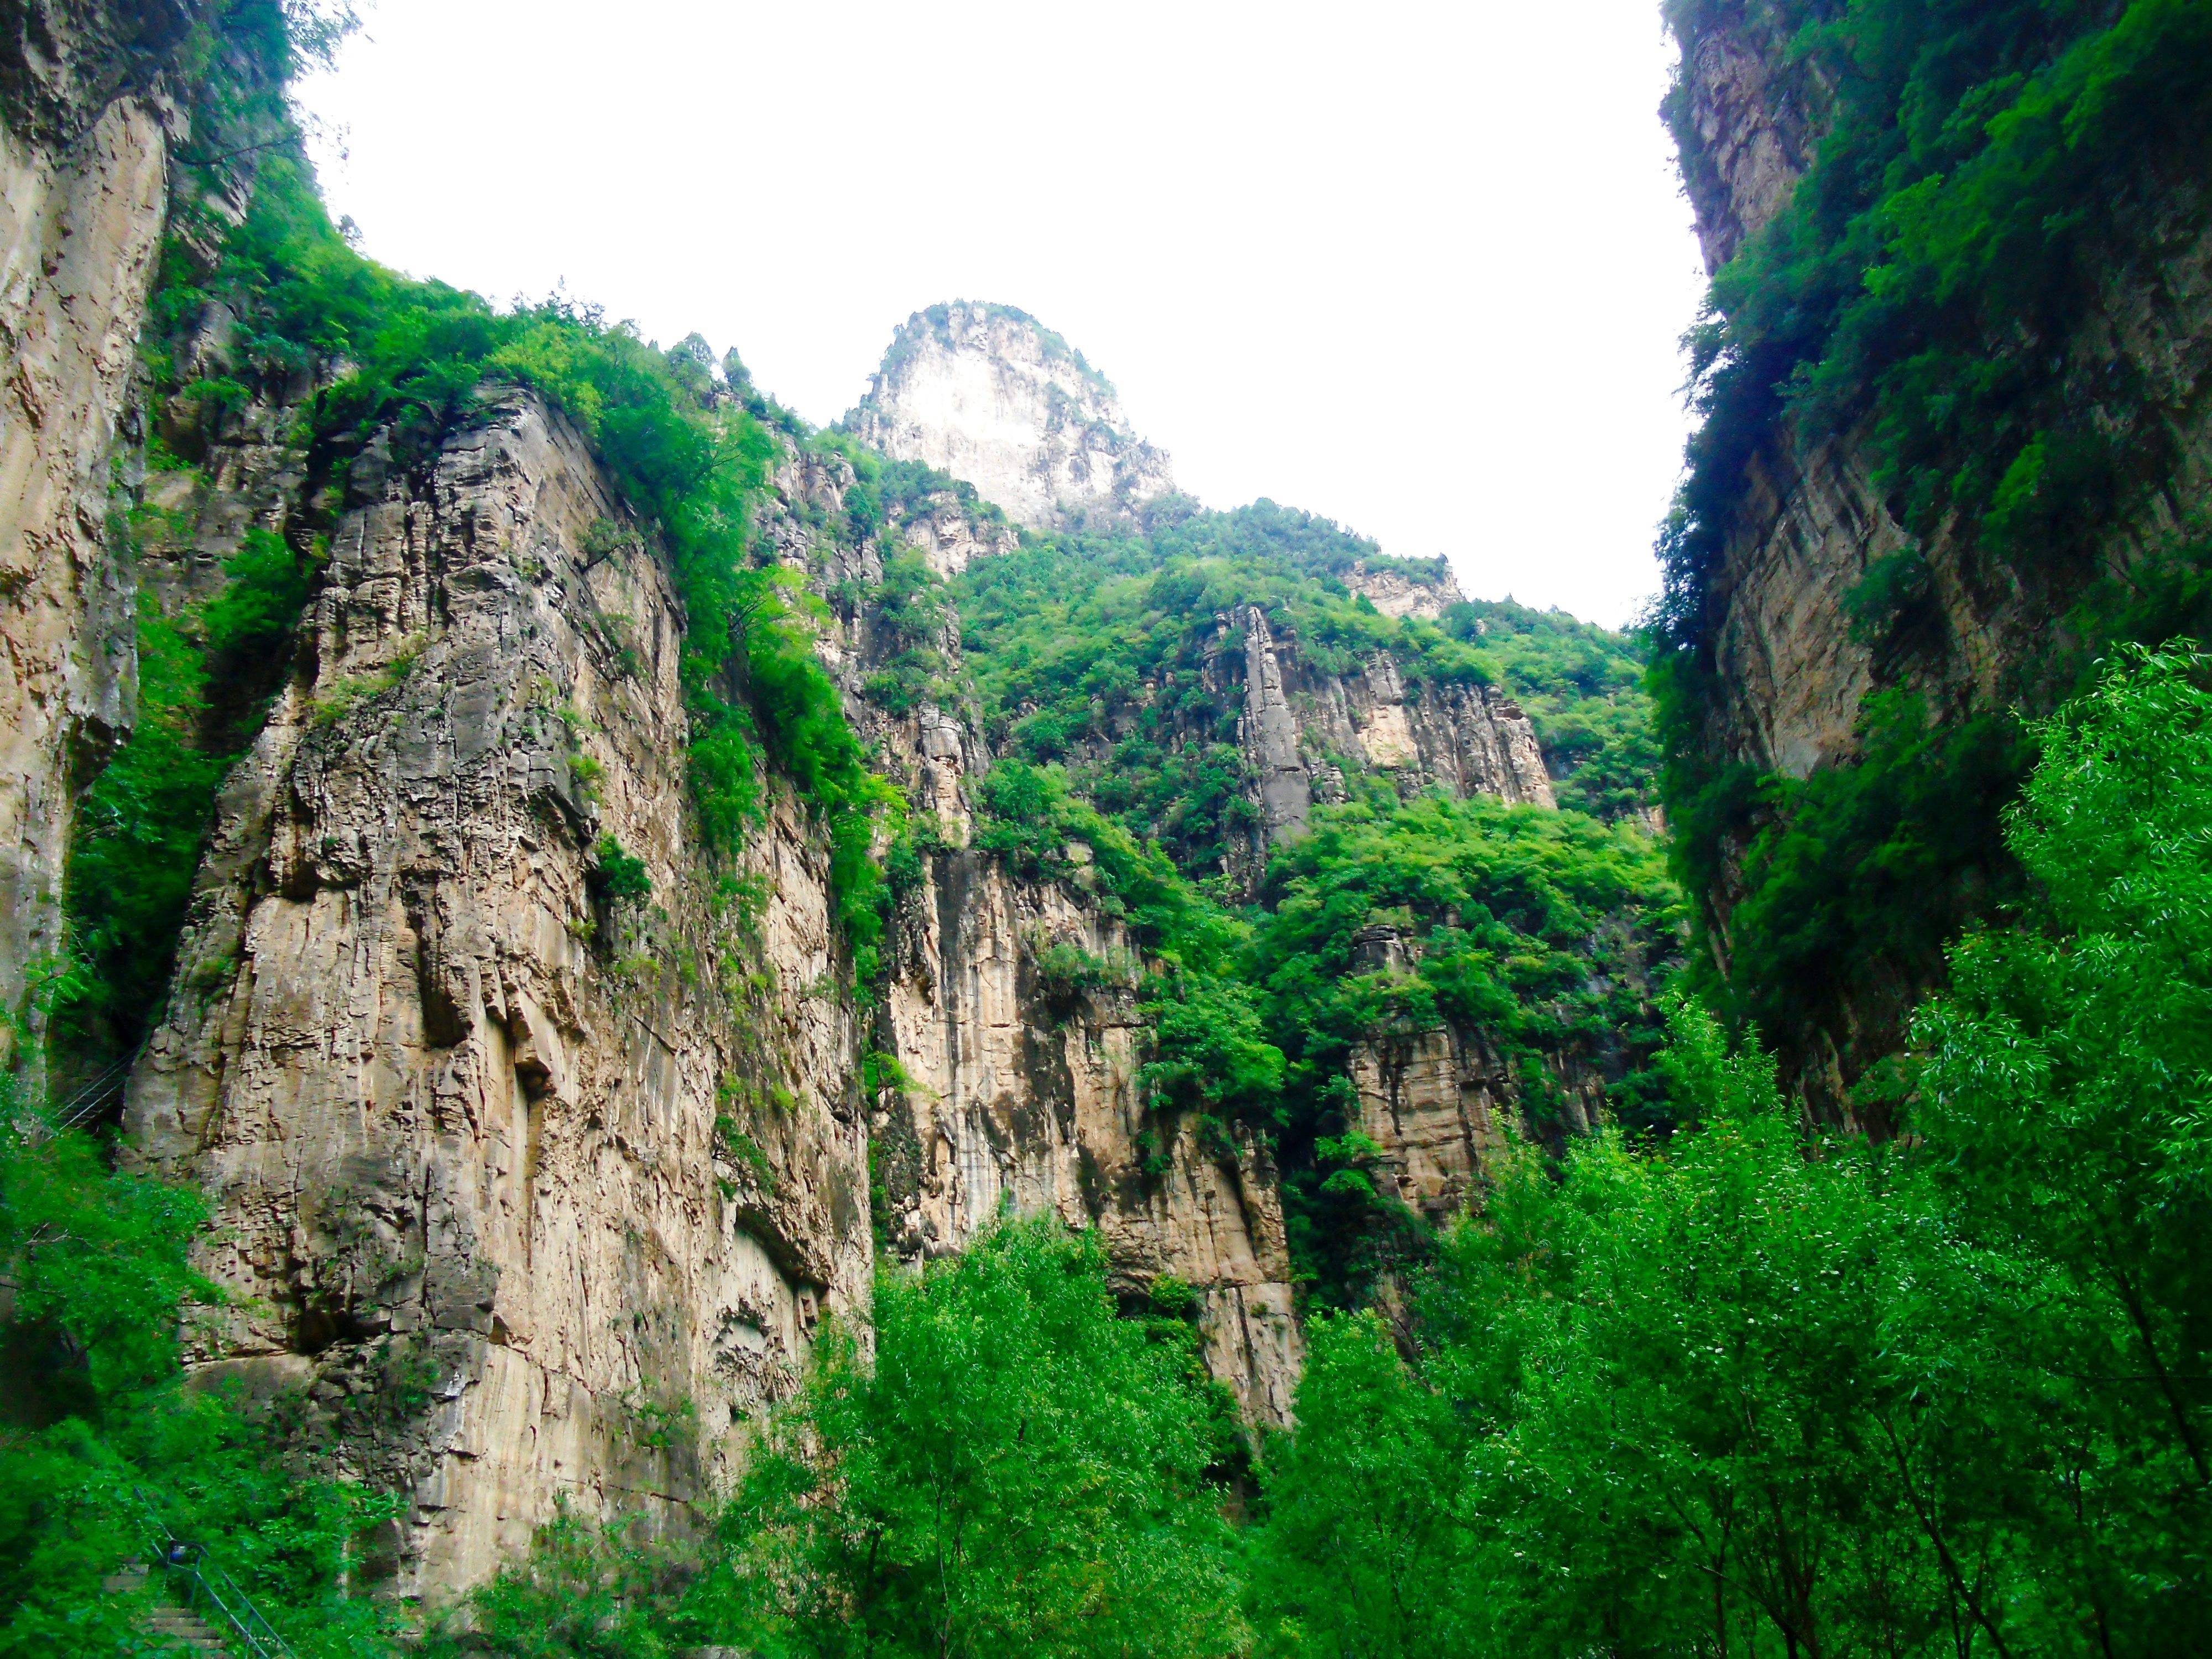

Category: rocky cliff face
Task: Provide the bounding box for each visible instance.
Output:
[875,841,1305,1426]
[1344,914,1666,1219]
[0,0,191,1070]
[741,445,1310,1427]
[891,480,1019,580]
[1666,7,2212,1117]
[1668,7,1823,278]
[848,301,1175,531]
[1236,604,1556,843]
[125,392,874,1595]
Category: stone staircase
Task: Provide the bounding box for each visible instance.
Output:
[103,1562,234,1656]
[142,1601,233,1654]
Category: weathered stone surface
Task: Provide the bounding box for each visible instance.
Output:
[848,301,1175,531]
[749,439,1307,1428]
[1337,558,1462,621]
[1347,915,1662,1217]
[1674,16,1823,274]
[1233,605,1557,863]
[894,484,1018,580]
[124,393,872,1598]
[1676,20,2212,798]
[0,0,198,149]
[1239,606,1313,846]
[0,66,170,1069]
[877,846,1303,1428]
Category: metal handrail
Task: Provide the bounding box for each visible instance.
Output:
[17,1042,148,1141]
[133,1490,300,1659]
[54,1055,133,1131]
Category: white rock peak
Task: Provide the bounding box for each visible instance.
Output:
[847,300,1176,530]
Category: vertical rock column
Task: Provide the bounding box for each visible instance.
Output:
[0,81,170,1063]
[1239,606,1311,852]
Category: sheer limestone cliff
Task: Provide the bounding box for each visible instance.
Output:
[0,0,191,1072]
[1233,604,1555,857]
[848,301,1175,530]
[876,840,1305,1427]
[126,392,874,1595]
[1345,912,1668,1220]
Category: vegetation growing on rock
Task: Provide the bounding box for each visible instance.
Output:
[1655,0,2212,1103]
[9,1,2212,1651]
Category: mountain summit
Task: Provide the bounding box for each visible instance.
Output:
[846,300,1175,530]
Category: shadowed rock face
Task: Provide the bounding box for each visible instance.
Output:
[847,300,1175,530]
[1672,15,1824,277]
[0,4,184,1074]
[126,394,873,1597]
[1344,915,1666,1221]
[1670,9,2212,1119]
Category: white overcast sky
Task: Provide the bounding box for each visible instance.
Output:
[295,1,1707,629]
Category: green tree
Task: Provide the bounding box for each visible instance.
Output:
[1247,1311,1467,1658]
[1914,640,2212,1640]
[0,1121,397,1656]
[691,1218,1248,1658]
[1254,644,2212,1657]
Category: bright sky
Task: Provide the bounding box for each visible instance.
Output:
[296,2,1708,629]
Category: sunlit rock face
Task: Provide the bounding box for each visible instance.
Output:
[126,393,874,1599]
[874,836,1306,1431]
[847,300,1175,530]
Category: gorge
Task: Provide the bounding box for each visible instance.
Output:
[4,2,2211,1655]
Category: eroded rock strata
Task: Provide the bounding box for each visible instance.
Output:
[126,394,874,1595]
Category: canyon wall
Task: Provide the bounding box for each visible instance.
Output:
[1344,913,1666,1219]
[1677,13,2212,784]
[876,838,1305,1427]
[125,392,874,1596]
[0,0,192,1071]
[1668,10,2212,1115]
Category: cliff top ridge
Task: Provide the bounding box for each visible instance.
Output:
[845,299,1176,531]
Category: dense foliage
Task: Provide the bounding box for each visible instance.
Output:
[926,496,1678,1299]
[952,501,1659,886]
[0,1108,397,1655]
[33,6,2212,1653]
[951,740,1676,1301]
[435,1221,1247,1659]
[1250,646,2212,1656]
[1653,0,2212,1085]
[1253,792,1678,1301]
